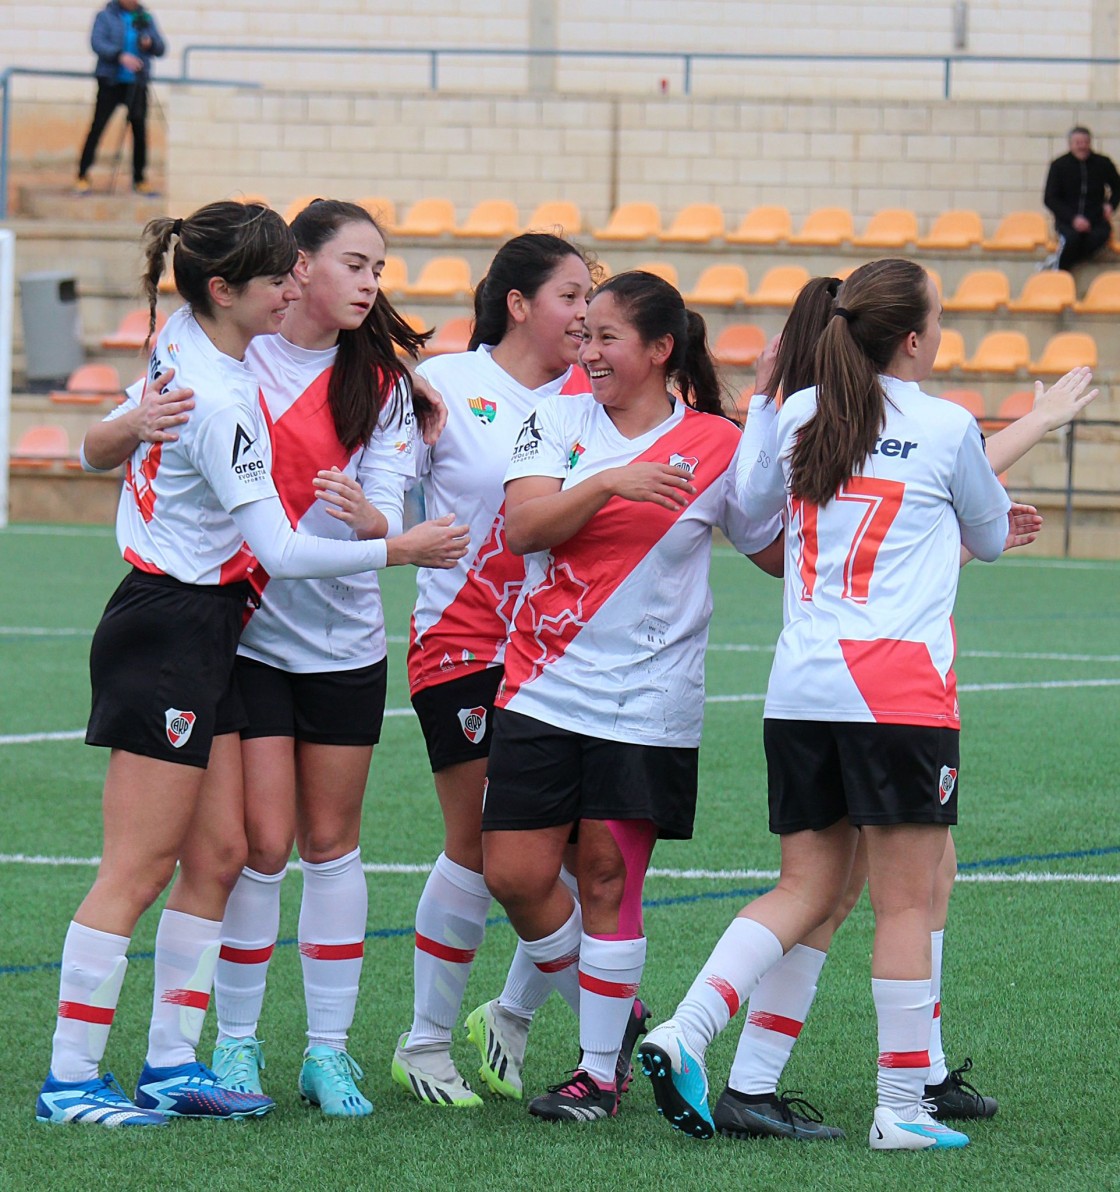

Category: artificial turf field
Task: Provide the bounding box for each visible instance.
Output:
[1,523,1118,1191]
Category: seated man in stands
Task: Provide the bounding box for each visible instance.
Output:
[1044,126,1120,270]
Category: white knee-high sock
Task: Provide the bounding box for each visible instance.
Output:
[513,904,583,1014]
[873,976,935,1113]
[408,852,492,1048]
[674,917,784,1056]
[497,868,582,1020]
[146,909,221,1068]
[578,934,646,1088]
[215,865,285,1043]
[50,921,130,1082]
[927,929,948,1084]
[729,944,827,1095]
[299,847,367,1050]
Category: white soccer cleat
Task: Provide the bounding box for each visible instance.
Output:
[465,999,529,1099]
[391,1032,483,1107]
[869,1104,970,1150]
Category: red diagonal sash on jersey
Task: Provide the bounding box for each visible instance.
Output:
[498,409,739,703]
[838,637,960,728]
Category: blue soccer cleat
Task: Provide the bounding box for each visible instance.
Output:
[135,1060,274,1118]
[637,1018,715,1140]
[299,1046,373,1118]
[211,1035,266,1096]
[36,1071,168,1127]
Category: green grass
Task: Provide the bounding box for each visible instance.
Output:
[2,526,1119,1191]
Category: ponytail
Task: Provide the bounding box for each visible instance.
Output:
[766,275,840,404]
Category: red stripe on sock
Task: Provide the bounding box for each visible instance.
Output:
[578,971,640,999]
[535,948,580,974]
[298,941,365,961]
[933,1000,941,1019]
[878,1049,930,1069]
[706,975,741,1018]
[414,933,475,964]
[219,943,275,965]
[57,1000,115,1025]
[160,989,210,1010]
[747,1010,803,1039]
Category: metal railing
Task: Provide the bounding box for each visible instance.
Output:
[0,67,255,221]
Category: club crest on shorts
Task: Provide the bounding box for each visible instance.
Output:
[457,705,487,744]
[669,453,698,476]
[938,765,958,805]
[165,708,196,749]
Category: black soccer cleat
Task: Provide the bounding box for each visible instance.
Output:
[713,1087,845,1141]
[616,997,652,1094]
[528,1069,618,1123]
[925,1058,998,1120]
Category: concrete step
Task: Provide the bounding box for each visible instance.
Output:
[18,183,169,224]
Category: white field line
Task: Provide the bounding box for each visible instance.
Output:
[0,853,1115,884]
[4,676,1120,747]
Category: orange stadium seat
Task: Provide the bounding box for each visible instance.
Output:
[963,331,1031,373]
[424,316,473,357]
[524,200,583,236]
[712,324,767,368]
[943,270,1011,313]
[852,208,919,249]
[635,261,679,287]
[658,203,725,244]
[726,206,792,245]
[359,196,397,232]
[916,210,984,251]
[684,264,750,307]
[379,255,408,297]
[982,211,1051,252]
[1073,270,1120,313]
[996,390,1037,425]
[454,199,520,240]
[282,194,320,224]
[395,198,457,238]
[937,388,987,420]
[49,363,124,406]
[788,207,854,247]
[405,256,473,298]
[101,308,167,351]
[744,265,810,307]
[11,424,70,469]
[932,329,966,373]
[594,202,662,241]
[1007,270,1076,314]
[1030,332,1098,374]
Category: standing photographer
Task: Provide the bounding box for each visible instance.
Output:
[76,0,165,196]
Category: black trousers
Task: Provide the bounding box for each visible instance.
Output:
[1055,220,1111,271]
[78,79,148,184]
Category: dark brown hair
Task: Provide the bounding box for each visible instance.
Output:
[789,258,931,506]
[766,276,841,404]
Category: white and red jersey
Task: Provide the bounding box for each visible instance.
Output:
[234,334,416,673]
[496,394,781,748]
[407,346,589,695]
[740,376,1011,727]
[114,305,277,585]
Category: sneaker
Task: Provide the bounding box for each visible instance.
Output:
[36,1071,167,1127]
[925,1058,998,1120]
[528,1069,617,1123]
[211,1035,266,1095]
[298,1045,373,1117]
[1036,251,1060,272]
[637,1018,714,1140]
[713,1087,845,1141]
[616,997,651,1094]
[132,181,159,197]
[465,999,529,1100]
[73,178,91,195]
[134,1060,274,1118]
[391,1032,483,1107]
[869,1104,969,1151]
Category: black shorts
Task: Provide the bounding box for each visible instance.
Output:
[236,655,387,746]
[481,708,699,840]
[411,667,504,773]
[764,718,961,833]
[85,569,249,769]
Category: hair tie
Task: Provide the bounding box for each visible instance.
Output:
[171,218,183,236]
[834,306,856,323]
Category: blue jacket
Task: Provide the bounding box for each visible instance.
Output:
[90,1,166,82]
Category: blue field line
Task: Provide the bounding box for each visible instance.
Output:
[3,845,1117,979]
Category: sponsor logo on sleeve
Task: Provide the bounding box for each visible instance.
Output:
[231,423,268,483]
[457,706,487,744]
[510,411,542,462]
[938,765,958,805]
[669,453,698,476]
[468,396,498,424]
[165,708,196,749]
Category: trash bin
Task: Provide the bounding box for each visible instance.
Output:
[20,271,84,389]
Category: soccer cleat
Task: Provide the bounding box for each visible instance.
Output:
[465,999,529,1100]
[528,1069,618,1123]
[298,1045,373,1117]
[637,1018,714,1140]
[211,1035,266,1095]
[36,1071,168,1127]
[132,181,159,197]
[869,1105,969,1151]
[73,178,92,195]
[925,1058,998,1120]
[616,997,651,1094]
[134,1060,274,1118]
[391,1033,483,1107]
[713,1087,845,1141]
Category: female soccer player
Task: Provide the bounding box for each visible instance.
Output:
[638,258,1011,1152]
[393,233,601,1108]
[205,199,442,1117]
[38,201,466,1129]
[479,270,783,1123]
